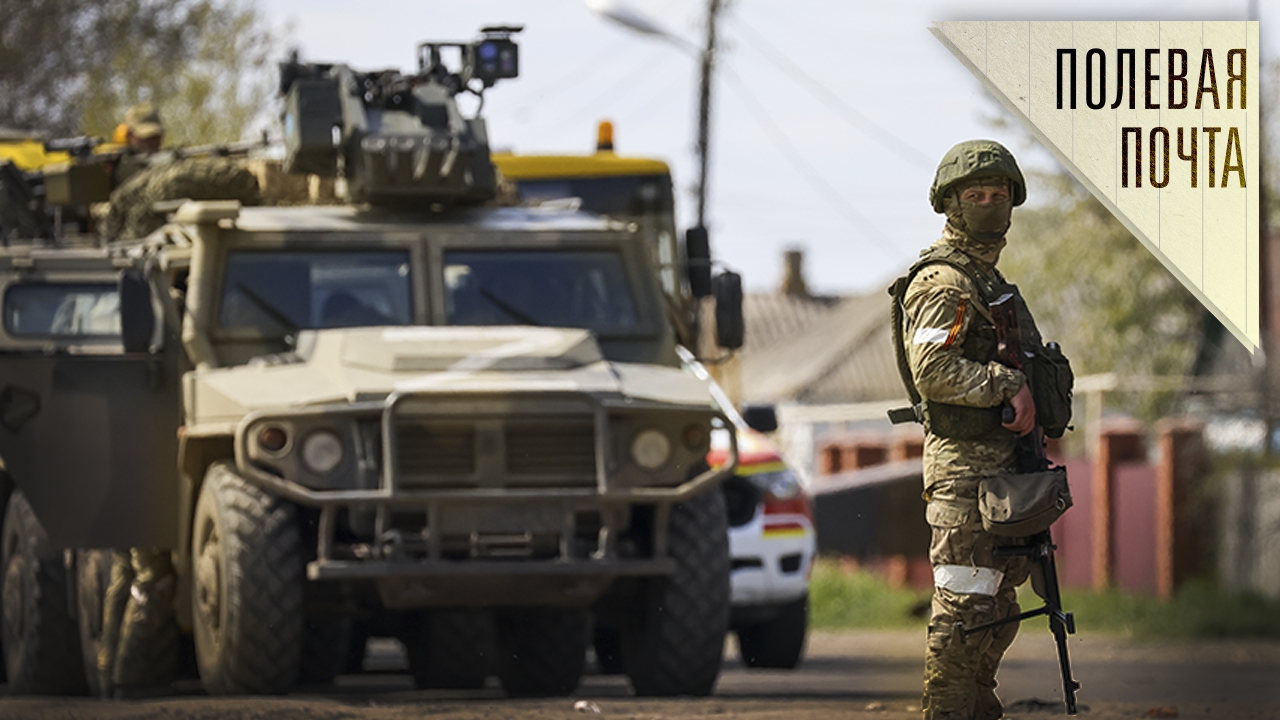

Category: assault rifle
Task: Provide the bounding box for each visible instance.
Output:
[959,292,1081,716]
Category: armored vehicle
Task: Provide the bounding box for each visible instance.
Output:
[493,132,813,672]
[0,27,743,697]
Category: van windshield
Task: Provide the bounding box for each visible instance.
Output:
[218,250,412,333]
[443,250,639,332]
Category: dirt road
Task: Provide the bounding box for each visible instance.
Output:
[4,629,1280,719]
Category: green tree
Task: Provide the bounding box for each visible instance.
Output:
[0,0,277,145]
[1001,171,1205,420]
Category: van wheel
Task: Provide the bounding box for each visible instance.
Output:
[405,609,495,689]
[736,594,808,669]
[1,490,87,695]
[495,608,588,696]
[191,462,303,694]
[622,488,730,696]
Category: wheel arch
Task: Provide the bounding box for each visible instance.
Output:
[175,434,234,631]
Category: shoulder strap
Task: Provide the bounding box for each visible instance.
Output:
[886,245,999,420]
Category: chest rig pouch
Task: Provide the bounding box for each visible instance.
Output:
[887,245,1074,440]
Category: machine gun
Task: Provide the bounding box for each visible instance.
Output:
[959,292,1081,716]
[35,133,270,214]
[278,25,521,206]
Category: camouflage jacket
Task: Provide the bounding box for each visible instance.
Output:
[903,237,1026,496]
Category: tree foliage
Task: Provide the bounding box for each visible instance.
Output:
[1001,171,1206,419]
[0,0,276,145]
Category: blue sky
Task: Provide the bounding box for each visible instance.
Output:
[259,0,1275,296]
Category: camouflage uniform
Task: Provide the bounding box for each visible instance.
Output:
[905,140,1034,720]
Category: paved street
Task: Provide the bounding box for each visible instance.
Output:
[5,629,1280,719]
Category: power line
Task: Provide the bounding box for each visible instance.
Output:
[506,42,623,111]
[728,15,934,170]
[527,44,675,136]
[508,0,691,117]
[719,65,912,261]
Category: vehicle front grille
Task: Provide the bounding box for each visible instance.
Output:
[396,421,476,476]
[505,420,596,476]
[393,416,597,486]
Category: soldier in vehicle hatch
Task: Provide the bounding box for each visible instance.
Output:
[100,103,260,243]
[112,103,165,187]
[899,140,1037,720]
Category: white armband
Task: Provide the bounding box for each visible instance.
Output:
[934,564,1003,596]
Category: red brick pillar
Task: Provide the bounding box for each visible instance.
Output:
[889,430,924,462]
[1156,419,1206,599]
[819,443,843,475]
[1093,419,1146,590]
[841,439,888,470]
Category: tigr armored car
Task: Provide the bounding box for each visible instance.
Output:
[0,27,744,698]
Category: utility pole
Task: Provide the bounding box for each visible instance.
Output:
[694,0,723,230]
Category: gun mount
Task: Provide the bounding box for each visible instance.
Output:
[279,26,521,206]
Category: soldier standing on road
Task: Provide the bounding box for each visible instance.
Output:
[898,140,1038,720]
[97,103,182,699]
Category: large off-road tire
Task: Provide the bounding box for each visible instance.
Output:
[404,609,495,689]
[191,462,304,694]
[622,488,730,696]
[1,490,87,695]
[736,594,808,670]
[495,608,589,697]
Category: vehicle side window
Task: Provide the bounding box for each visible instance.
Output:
[3,283,120,337]
[218,251,413,333]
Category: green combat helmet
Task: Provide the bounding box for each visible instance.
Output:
[929,139,1026,212]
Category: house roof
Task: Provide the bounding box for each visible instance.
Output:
[739,290,907,406]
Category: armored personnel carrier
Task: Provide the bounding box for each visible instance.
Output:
[0,27,744,697]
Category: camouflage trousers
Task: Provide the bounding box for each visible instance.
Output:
[98,548,179,695]
[922,479,1031,720]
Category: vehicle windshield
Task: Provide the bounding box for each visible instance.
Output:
[218,250,412,333]
[444,249,639,332]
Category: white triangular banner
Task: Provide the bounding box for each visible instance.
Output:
[932,21,1260,352]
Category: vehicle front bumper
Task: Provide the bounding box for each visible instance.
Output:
[230,389,737,584]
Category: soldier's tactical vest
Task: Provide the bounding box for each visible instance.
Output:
[887,244,1073,440]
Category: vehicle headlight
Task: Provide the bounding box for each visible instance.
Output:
[630,428,672,470]
[301,430,345,474]
[750,469,801,502]
[256,425,289,454]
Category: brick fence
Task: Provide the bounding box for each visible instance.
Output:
[812,419,1207,596]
